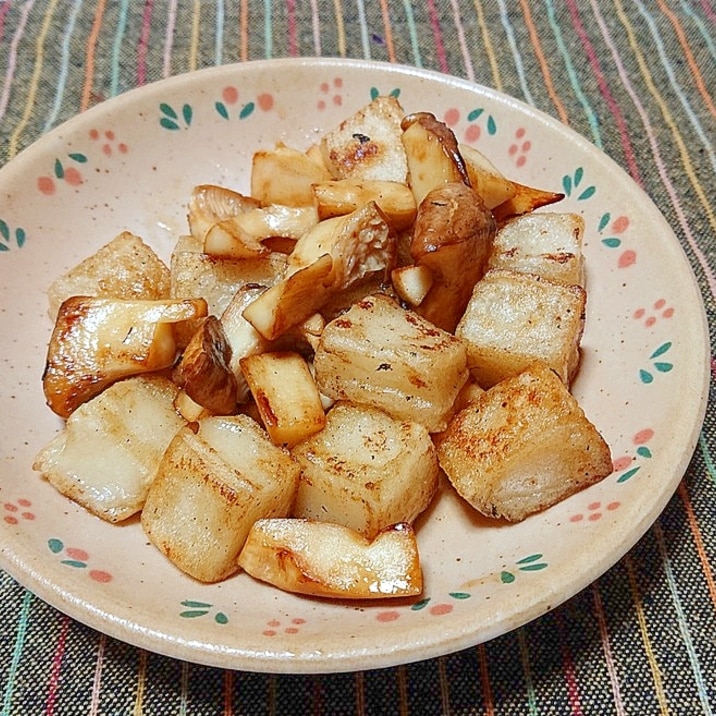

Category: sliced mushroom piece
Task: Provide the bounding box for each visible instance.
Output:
[173,316,238,415]
[410,182,496,332]
[400,111,470,206]
[43,296,207,418]
[492,181,565,225]
[187,184,261,242]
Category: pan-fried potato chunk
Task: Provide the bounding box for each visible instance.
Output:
[43,296,207,418]
[238,519,422,599]
[313,293,469,432]
[320,95,409,183]
[456,269,585,389]
[47,231,171,319]
[436,362,613,522]
[292,401,439,538]
[240,351,326,448]
[488,212,585,287]
[141,415,300,583]
[33,375,185,523]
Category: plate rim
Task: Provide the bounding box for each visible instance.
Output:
[0,57,710,673]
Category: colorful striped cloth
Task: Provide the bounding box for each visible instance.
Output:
[1,2,715,714]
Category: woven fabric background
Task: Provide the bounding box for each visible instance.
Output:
[1,2,714,714]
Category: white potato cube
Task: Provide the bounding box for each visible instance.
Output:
[313,293,469,432]
[292,401,439,538]
[33,375,185,523]
[436,362,613,522]
[320,96,409,183]
[141,415,300,582]
[488,212,585,286]
[47,231,171,319]
[456,269,585,388]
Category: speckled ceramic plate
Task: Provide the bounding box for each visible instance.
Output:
[0,59,709,673]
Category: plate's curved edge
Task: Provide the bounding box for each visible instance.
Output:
[0,57,712,674]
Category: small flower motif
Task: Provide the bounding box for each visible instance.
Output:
[3,498,35,523]
[262,617,306,636]
[89,128,128,157]
[47,538,112,583]
[318,77,345,110]
[613,428,654,483]
[633,299,674,328]
[569,500,621,523]
[507,127,531,167]
[37,153,87,195]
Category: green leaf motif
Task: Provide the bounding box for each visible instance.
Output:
[411,598,430,611]
[370,87,379,100]
[500,571,516,584]
[160,117,179,131]
[61,559,87,569]
[239,102,255,119]
[517,553,543,565]
[578,185,596,201]
[617,466,641,483]
[181,600,212,609]
[48,538,64,553]
[215,612,229,624]
[448,592,471,600]
[15,228,26,248]
[180,610,209,619]
[640,369,654,384]
[650,342,672,359]
[486,115,497,135]
[467,108,484,122]
[182,104,193,126]
[0,244,8,252]
[654,362,673,373]
[574,167,584,186]
[0,219,8,241]
[215,101,229,120]
[562,175,572,195]
[68,153,88,163]
[636,446,652,458]
[54,158,64,179]
[602,237,621,248]
[389,88,401,98]
[598,212,610,232]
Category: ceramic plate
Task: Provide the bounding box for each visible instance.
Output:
[0,59,709,673]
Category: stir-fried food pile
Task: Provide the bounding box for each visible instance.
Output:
[33,96,613,599]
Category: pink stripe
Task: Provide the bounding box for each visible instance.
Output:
[426,0,449,74]
[286,0,297,56]
[699,1,716,23]
[556,611,583,714]
[89,634,107,716]
[0,0,34,123]
[0,0,12,43]
[136,0,153,86]
[162,0,178,78]
[590,0,716,302]
[564,0,643,186]
[44,615,71,715]
[592,584,626,714]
